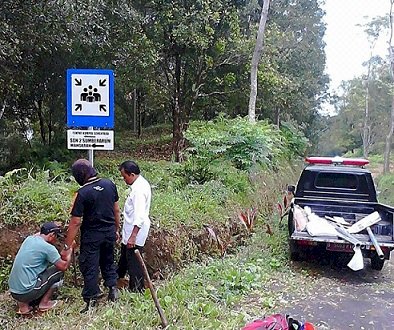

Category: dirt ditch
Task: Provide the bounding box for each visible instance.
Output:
[0,219,250,280]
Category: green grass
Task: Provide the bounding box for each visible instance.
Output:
[0,121,306,328]
[0,168,77,225]
[367,154,394,206]
[1,221,294,330]
[375,173,394,206]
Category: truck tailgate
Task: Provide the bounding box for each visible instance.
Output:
[291,231,394,248]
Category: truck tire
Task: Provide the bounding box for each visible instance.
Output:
[288,211,295,237]
[288,211,301,260]
[289,240,301,261]
[370,254,385,271]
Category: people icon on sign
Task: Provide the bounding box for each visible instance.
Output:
[80,85,101,102]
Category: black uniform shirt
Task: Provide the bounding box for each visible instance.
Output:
[71,177,119,230]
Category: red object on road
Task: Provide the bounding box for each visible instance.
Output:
[303,322,315,330]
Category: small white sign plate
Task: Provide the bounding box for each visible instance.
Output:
[67,129,114,150]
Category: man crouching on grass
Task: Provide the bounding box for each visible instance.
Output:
[8,222,73,315]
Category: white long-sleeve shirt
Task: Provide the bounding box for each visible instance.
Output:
[121,175,151,246]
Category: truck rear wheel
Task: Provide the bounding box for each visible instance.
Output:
[288,211,295,237]
[288,211,301,261]
[289,240,301,261]
[370,254,385,271]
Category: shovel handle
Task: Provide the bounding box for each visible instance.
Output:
[135,249,169,328]
[72,249,78,286]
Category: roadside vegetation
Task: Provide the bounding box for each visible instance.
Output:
[0,117,393,329]
[0,117,305,329]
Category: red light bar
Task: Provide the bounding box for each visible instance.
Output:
[305,156,369,166]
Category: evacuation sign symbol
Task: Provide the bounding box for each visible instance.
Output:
[67,69,114,128]
[72,74,109,116]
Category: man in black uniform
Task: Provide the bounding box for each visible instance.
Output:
[63,159,121,313]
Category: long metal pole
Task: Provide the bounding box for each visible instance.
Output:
[135,250,169,328]
[87,126,94,166]
[366,227,385,260]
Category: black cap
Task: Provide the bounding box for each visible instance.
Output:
[40,222,63,237]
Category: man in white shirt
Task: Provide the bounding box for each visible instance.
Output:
[117,160,151,292]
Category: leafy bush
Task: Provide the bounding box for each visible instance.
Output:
[375,173,394,206]
[279,121,309,158]
[185,115,308,172]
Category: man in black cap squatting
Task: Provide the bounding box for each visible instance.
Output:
[8,222,73,315]
[64,159,121,313]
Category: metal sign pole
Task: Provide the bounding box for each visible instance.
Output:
[88,126,94,166]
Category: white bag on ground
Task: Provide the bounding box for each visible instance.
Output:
[347,245,364,271]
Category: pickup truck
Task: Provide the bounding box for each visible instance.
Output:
[287,156,394,270]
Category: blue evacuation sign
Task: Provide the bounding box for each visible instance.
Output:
[67,68,114,128]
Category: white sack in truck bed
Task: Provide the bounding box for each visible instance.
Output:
[305,213,338,237]
[293,205,308,231]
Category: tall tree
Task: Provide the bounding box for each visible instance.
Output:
[260,0,328,135]
[248,0,270,123]
[359,16,388,158]
[132,0,246,161]
[384,0,394,173]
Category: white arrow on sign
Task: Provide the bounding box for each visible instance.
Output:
[71,74,110,117]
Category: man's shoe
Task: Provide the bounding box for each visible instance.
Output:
[80,299,97,314]
[108,286,119,302]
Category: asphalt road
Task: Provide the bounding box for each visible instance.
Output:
[282,254,394,330]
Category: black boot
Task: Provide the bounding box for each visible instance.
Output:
[108,286,119,302]
[80,299,97,313]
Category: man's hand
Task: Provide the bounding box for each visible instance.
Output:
[127,235,137,248]
[60,248,72,260]
[116,230,120,243]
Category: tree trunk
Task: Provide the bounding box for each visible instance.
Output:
[172,53,184,162]
[34,100,46,145]
[0,99,6,121]
[384,92,394,173]
[133,87,137,134]
[47,103,54,146]
[384,0,394,173]
[248,0,270,124]
[275,107,280,128]
[362,60,371,158]
[137,90,143,138]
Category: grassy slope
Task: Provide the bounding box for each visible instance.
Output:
[6,133,394,329]
[1,222,297,330]
[0,126,304,329]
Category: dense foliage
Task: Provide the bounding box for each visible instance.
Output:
[0,0,328,173]
[184,115,308,171]
[0,118,303,228]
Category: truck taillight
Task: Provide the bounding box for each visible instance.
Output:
[305,156,369,166]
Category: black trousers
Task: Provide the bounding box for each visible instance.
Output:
[117,243,144,292]
[79,229,117,301]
